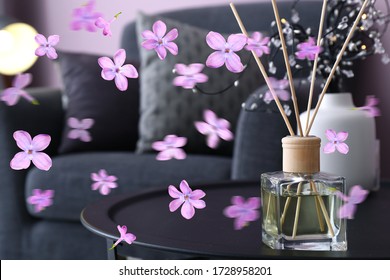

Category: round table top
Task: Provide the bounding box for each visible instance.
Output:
[81,180,390,259]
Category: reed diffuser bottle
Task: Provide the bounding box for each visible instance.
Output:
[261,136,347,251]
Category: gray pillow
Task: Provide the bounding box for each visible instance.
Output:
[136,13,266,156]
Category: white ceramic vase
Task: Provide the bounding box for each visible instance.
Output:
[300,93,380,191]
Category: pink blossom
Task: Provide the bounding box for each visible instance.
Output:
[70,0,103,32]
[356,95,381,117]
[223,196,261,230]
[263,77,290,103]
[336,185,369,219]
[195,110,234,149]
[245,31,270,57]
[168,180,206,220]
[35,34,60,60]
[95,12,121,37]
[323,129,349,154]
[206,31,247,73]
[10,130,52,171]
[0,73,38,106]
[67,117,94,142]
[172,63,208,89]
[295,37,322,60]
[27,189,54,213]
[141,20,178,60]
[98,49,138,91]
[109,225,136,250]
[91,169,118,195]
[152,135,187,161]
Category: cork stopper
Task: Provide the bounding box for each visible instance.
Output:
[282,136,320,173]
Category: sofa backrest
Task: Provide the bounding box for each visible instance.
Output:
[121,1,323,64]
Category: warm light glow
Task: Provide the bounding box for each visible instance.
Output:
[281,18,287,24]
[0,23,38,75]
[360,26,365,31]
[362,13,367,19]
[361,45,367,50]
[0,30,14,52]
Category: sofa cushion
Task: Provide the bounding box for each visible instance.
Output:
[56,51,140,154]
[25,152,231,221]
[136,13,266,157]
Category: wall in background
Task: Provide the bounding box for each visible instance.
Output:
[0,0,4,14]
[4,0,390,180]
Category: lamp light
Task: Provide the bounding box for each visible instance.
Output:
[0,16,38,76]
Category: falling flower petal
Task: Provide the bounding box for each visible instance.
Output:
[323,129,349,154]
[195,110,233,149]
[35,34,60,60]
[10,130,52,171]
[67,117,94,142]
[355,95,381,117]
[263,77,290,103]
[295,37,322,60]
[109,225,136,250]
[70,0,103,32]
[152,135,187,161]
[98,49,138,91]
[141,20,179,60]
[91,169,118,195]
[245,31,270,57]
[223,196,261,230]
[168,180,206,219]
[27,189,54,212]
[173,63,209,89]
[205,31,246,73]
[336,185,368,219]
[0,73,38,106]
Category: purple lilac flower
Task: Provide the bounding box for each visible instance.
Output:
[91,169,118,195]
[195,110,233,149]
[336,185,369,219]
[168,180,206,219]
[35,34,59,60]
[10,130,52,171]
[356,95,381,117]
[263,77,290,103]
[109,225,136,250]
[295,37,322,60]
[205,31,247,73]
[95,12,121,37]
[67,117,94,142]
[152,135,187,161]
[0,73,38,106]
[70,0,103,32]
[98,49,138,91]
[245,31,270,57]
[27,189,54,213]
[223,196,261,230]
[323,129,349,154]
[141,20,179,60]
[173,63,208,89]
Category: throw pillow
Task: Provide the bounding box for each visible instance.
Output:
[56,51,140,154]
[136,13,266,156]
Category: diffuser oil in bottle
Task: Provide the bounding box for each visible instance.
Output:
[261,136,347,251]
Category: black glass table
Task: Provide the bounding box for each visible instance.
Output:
[81,181,390,259]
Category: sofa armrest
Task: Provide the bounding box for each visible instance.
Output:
[231,79,323,180]
[0,87,64,258]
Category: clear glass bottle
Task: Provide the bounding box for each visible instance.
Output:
[261,136,347,251]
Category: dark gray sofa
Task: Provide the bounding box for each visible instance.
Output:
[0,1,323,259]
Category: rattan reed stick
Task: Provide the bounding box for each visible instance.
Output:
[292,181,304,238]
[270,0,303,136]
[310,180,325,232]
[304,0,328,136]
[230,2,295,136]
[305,0,370,136]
